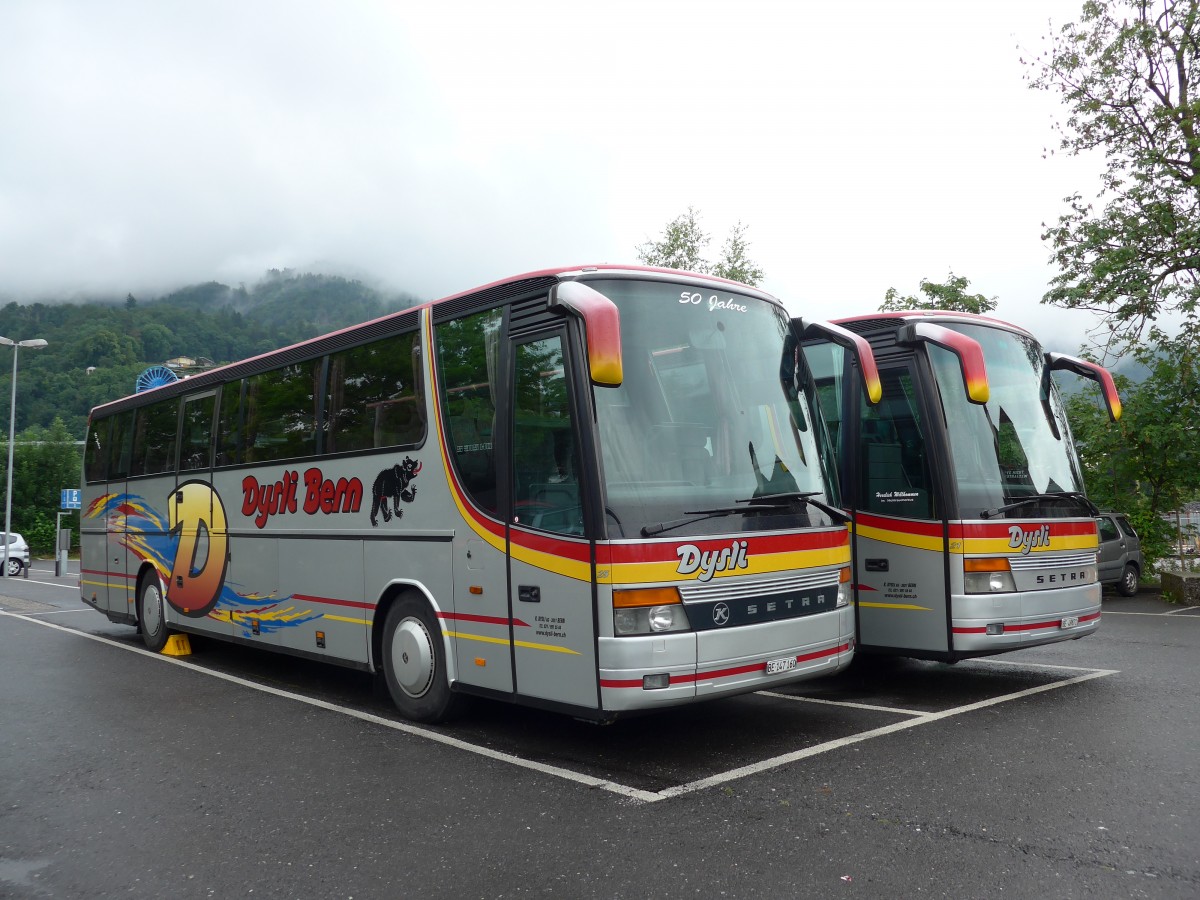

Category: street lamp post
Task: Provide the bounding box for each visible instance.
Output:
[0,336,48,578]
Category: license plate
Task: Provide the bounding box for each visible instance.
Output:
[765,655,798,675]
[1060,616,1079,629]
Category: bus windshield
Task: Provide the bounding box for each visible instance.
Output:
[586,278,835,538]
[929,323,1086,519]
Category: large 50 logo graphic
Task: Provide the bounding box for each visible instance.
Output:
[167,481,229,617]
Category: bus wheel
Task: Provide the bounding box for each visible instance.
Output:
[1117,564,1139,597]
[382,597,461,723]
[137,575,173,652]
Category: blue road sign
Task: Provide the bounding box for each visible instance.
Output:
[61,489,81,510]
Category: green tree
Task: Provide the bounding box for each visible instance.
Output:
[1026,0,1200,350]
[637,208,765,286]
[1064,327,1200,566]
[880,271,998,313]
[710,222,765,286]
[1,417,84,554]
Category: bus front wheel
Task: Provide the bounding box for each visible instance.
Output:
[137,575,173,652]
[382,597,461,723]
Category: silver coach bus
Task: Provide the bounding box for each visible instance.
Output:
[80,265,880,722]
[803,311,1121,661]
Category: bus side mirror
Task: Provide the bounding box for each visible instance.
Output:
[795,318,882,405]
[549,281,623,387]
[897,322,990,405]
[1046,353,1122,421]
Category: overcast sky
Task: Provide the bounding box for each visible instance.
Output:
[1,0,1106,350]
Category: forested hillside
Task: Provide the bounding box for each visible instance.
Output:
[0,271,419,439]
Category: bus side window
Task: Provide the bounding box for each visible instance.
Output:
[243,361,321,464]
[179,394,215,471]
[132,397,179,476]
[325,331,425,454]
[107,411,135,481]
[215,380,242,467]
[84,417,111,484]
[435,309,502,516]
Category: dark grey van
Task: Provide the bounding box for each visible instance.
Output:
[1097,513,1142,596]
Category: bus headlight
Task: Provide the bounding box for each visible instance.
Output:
[964,558,1016,593]
[648,605,681,632]
[837,566,852,607]
[613,587,689,636]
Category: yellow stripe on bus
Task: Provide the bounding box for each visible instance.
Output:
[958,535,1099,554]
[857,601,933,611]
[322,615,370,625]
[606,546,849,585]
[445,629,581,655]
[852,523,944,552]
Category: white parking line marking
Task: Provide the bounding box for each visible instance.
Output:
[657,667,1117,801]
[2,611,1118,805]
[3,577,79,589]
[757,691,930,718]
[0,612,660,803]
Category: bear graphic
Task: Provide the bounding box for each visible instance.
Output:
[370,457,421,526]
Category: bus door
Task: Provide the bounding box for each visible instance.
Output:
[853,361,950,655]
[507,329,598,709]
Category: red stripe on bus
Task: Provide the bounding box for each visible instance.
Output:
[439,611,531,628]
[599,529,847,566]
[81,568,137,580]
[599,643,850,689]
[293,594,374,610]
[958,521,1097,540]
[952,611,1100,634]
[854,513,944,538]
[510,526,591,563]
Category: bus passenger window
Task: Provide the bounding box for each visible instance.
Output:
[84,417,110,484]
[134,398,179,475]
[107,411,135,481]
[215,381,242,467]
[436,309,502,515]
[179,394,215,471]
[242,361,321,463]
[325,331,424,454]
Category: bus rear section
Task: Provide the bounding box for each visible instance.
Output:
[804,312,1119,662]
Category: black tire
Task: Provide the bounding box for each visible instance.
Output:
[6,557,21,576]
[1117,563,1139,597]
[137,574,173,652]
[381,596,461,723]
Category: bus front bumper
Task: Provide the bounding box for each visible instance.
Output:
[597,606,854,712]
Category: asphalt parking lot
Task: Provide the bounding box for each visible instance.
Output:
[1,566,1197,898]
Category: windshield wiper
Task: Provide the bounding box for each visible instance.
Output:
[980,491,1098,519]
[744,491,853,525]
[640,503,792,537]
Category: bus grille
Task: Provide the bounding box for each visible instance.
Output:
[1008,552,1097,571]
[677,570,839,604]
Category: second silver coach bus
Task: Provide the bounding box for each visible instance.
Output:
[803,311,1120,661]
[80,265,880,722]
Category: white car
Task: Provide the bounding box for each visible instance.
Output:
[3,532,30,576]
